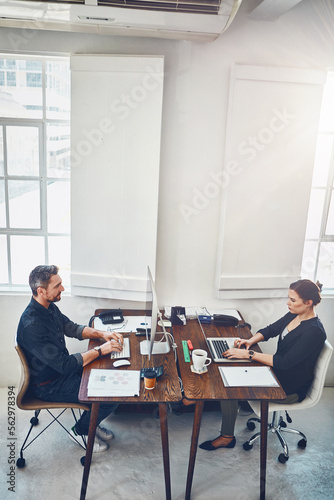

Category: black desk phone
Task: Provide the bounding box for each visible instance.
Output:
[89,309,124,327]
[98,309,124,325]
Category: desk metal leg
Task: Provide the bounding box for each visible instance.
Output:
[80,402,100,500]
[185,400,204,500]
[159,403,171,500]
[260,400,269,500]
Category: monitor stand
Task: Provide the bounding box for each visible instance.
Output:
[140,337,170,355]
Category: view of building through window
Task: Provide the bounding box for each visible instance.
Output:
[0,56,70,288]
[302,70,334,291]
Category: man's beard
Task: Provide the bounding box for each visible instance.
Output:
[47,294,61,303]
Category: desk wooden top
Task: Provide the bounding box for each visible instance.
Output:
[173,318,286,402]
[79,310,182,404]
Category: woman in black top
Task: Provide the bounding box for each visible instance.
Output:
[199,279,326,451]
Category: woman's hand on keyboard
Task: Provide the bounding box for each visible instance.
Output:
[234,338,251,349]
[223,348,249,360]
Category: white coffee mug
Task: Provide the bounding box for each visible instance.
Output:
[192,349,212,373]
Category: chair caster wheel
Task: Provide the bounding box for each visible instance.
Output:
[243,441,253,451]
[80,456,85,466]
[16,457,26,468]
[278,453,289,463]
[30,416,39,426]
[298,438,307,449]
[247,421,256,431]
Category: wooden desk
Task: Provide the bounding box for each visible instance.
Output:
[172,319,286,500]
[78,310,182,500]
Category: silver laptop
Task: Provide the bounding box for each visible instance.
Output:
[197,316,248,363]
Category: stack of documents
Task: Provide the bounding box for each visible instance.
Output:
[87,369,141,397]
[219,366,279,387]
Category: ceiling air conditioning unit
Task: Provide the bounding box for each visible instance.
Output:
[0,0,242,42]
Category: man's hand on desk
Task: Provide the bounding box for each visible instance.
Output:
[100,339,124,355]
[101,331,124,345]
[82,337,124,366]
[82,326,124,345]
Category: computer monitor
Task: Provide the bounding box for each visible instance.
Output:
[139,266,170,358]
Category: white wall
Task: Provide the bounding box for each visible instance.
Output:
[1,0,334,386]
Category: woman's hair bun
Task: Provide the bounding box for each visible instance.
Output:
[289,279,322,305]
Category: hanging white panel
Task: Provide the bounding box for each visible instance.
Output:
[216,64,326,299]
[71,54,164,300]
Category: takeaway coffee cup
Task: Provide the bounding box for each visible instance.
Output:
[192,349,211,373]
[144,369,156,390]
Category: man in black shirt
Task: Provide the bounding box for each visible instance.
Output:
[17,265,124,453]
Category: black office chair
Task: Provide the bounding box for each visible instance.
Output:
[15,344,90,468]
[243,340,333,463]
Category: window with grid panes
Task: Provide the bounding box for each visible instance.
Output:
[302,70,334,291]
[0,55,71,289]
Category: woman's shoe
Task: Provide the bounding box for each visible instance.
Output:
[172,397,196,415]
[181,397,196,406]
[199,436,236,451]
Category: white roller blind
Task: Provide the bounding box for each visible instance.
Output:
[216,63,326,299]
[70,54,164,300]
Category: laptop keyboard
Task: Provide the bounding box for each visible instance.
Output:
[110,337,130,359]
[211,339,229,358]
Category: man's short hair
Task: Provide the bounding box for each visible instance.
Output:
[29,265,59,296]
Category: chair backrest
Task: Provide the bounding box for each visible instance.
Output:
[15,343,91,412]
[306,339,333,404]
[15,344,33,409]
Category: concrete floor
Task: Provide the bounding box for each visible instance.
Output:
[1,387,333,500]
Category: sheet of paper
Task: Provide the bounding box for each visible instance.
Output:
[87,369,141,397]
[219,366,279,387]
[94,316,151,334]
